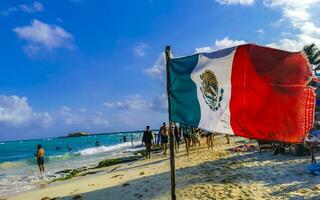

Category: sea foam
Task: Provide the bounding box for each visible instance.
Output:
[77,141,141,156]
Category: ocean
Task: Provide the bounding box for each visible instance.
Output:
[0,132,144,197]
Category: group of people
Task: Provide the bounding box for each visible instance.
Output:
[34,123,225,173]
[141,122,222,158]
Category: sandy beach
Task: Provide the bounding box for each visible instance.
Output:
[6,135,320,200]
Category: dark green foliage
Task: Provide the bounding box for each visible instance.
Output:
[303,43,320,73]
[95,158,123,168]
[51,169,82,182]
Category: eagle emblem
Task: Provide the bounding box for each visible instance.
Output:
[200,70,224,111]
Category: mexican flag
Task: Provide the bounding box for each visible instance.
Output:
[167,44,315,143]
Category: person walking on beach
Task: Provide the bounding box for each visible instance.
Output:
[142,126,153,159]
[226,135,230,144]
[305,134,318,164]
[181,124,191,156]
[191,127,201,148]
[160,122,169,155]
[173,122,181,153]
[206,132,214,150]
[35,144,45,173]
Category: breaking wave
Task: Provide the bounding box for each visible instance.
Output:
[76,141,141,156]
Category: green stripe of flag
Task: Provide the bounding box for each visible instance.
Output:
[169,54,201,126]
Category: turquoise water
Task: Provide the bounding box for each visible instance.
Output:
[0,132,143,197]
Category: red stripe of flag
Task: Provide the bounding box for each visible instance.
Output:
[230,44,314,143]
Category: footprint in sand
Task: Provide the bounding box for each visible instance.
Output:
[299,189,309,194]
[112,174,123,178]
[312,185,320,191]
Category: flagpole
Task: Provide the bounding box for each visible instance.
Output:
[165,45,176,200]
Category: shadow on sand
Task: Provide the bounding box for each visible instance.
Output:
[57,149,319,200]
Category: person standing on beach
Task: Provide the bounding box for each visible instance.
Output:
[160,122,169,155]
[142,126,153,158]
[181,124,191,156]
[35,144,45,173]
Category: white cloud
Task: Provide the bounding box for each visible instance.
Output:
[151,94,168,113]
[144,53,166,79]
[41,112,52,128]
[13,19,74,56]
[104,94,168,113]
[195,37,246,53]
[103,95,151,110]
[263,0,320,51]
[59,106,84,125]
[133,42,149,56]
[0,95,51,127]
[256,29,264,34]
[144,37,246,80]
[266,38,303,51]
[92,112,109,127]
[56,106,109,128]
[215,0,254,5]
[1,2,44,16]
[19,1,44,13]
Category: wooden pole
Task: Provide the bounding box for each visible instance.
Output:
[165,46,176,200]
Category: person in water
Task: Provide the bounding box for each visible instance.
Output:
[123,136,127,143]
[160,122,169,155]
[35,144,45,173]
[131,134,134,147]
[142,126,153,158]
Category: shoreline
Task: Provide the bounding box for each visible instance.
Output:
[6,135,320,200]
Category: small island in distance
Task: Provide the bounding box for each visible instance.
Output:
[65,132,90,137]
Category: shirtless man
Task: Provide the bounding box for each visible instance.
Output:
[160,122,169,155]
[35,144,45,173]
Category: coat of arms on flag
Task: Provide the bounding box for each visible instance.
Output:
[200,70,224,111]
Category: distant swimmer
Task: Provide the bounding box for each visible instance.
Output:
[67,145,72,151]
[35,144,45,173]
[123,136,127,143]
[131,134,134,147]
[95,141,101,147]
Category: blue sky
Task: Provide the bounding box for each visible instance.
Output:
[0,0,319,140]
